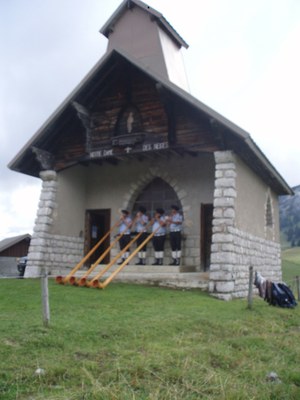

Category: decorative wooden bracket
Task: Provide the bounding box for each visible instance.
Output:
[31,147,55,170]
[72,101,91,130]
[209,118,226,149]
[155,83,176,145]
[72,101,93,152]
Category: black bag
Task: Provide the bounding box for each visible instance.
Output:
[278,283,297,308]
[271,282,297,308]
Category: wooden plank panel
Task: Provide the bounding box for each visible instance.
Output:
[51,66,221,171]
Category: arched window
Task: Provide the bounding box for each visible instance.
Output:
[132,177,181,218]
[266,194,273,228]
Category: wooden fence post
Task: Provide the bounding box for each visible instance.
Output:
[41,269,50,327]
[247,266,254,310]
[296,276,300,301]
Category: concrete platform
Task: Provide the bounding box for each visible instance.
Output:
[53,264,210,290]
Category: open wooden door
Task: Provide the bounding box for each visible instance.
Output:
[201,204,213,271]
[85,209,111,265]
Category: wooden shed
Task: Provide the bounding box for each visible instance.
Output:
[0,234,31,258]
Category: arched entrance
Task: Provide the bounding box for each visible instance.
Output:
[130,177,183,265]
[132,177,182,217]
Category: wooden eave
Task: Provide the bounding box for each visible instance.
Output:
[100,0,189,49]
[8,48,293,196]
[8,50,121,176]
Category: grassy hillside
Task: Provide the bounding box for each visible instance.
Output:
[279,186,300,248]
[282,247,300,288]
[282,246,300,264]
[0,279,299,399]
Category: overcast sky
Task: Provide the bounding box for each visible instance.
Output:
[1,0,300,240]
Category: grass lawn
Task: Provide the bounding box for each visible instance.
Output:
[282,247,300,265]
[0,279,299,399]
[282,247,300,295]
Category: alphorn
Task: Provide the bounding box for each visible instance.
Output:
[78,215,139,285]
[86,221,151,287]
[98,225,161,289]
[75,232,126,286]
[55,221,118,285]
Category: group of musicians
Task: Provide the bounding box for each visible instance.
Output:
[117,205,183,266]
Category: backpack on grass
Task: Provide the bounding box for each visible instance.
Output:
[271,282,297,308]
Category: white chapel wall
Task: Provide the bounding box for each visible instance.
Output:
[235,156,280,241]
[86,153,215,233]
[53,165,87,237]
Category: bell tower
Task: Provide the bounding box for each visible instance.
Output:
[100,0,190,91]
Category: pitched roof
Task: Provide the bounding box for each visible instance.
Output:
[100,0,188,49]
[0,234,31,253]
[8,48,293,195]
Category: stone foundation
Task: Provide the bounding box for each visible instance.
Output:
[27,232,200,276]
[209,227,281,300]
[26,233,84,276]
[209,151,282,300]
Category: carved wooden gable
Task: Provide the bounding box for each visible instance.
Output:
[68,64,171,163]
[11,52,221,176]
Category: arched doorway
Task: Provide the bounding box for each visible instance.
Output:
[132,177,182,217]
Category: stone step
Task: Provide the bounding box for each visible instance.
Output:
[98,264,180,274]
[78,264,195,274]
[103,271,210,290]
[53,265,209,290]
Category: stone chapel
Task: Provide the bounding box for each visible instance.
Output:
[8,0,293,299]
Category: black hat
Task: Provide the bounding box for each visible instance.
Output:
[138,206,146,214]
[156,208,165,215]
[171,205,179,211]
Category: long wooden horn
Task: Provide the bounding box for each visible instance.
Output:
[86,218,146,287]
[76,231,126,286]
[99,225,160,289]
[55,220,118,285]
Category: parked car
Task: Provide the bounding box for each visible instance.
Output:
[17,256,27,277]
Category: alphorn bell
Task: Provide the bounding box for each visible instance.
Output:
[76,231,126,286]
[55,221,119,285]
[76,211,136,285]
[87,218,149,287]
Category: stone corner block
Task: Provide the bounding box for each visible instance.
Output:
[40,170,57,181]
